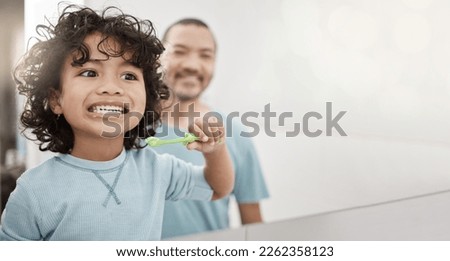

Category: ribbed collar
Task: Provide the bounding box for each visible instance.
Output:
[56,148,127,171]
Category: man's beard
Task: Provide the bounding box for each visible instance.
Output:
[175,92,201,102]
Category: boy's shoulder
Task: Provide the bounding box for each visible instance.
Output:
[16,156,63,188]
[24,155,61,174]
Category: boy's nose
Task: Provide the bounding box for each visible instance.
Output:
[96,78,124,95]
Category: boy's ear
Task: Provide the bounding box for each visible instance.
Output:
[49,89,63,115]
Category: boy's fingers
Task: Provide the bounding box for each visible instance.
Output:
[189,120,208,142]
[202,118,215,138]
[210,128,221,143]
[188,118,225,146]
[204,118,224,142]
[187,142,200,150]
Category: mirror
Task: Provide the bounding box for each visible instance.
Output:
[20,0,450,230]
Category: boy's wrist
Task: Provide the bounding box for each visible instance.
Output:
[203,143,227,157]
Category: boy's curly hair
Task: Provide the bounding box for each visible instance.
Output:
[15,4,169,153]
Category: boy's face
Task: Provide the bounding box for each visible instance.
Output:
[52,32,146,139]
[161,24,216,102]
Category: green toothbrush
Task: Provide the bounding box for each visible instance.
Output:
[145,133,199,147]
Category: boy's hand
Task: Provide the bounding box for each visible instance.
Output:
[187,117,225,153]
[189,117,233,200]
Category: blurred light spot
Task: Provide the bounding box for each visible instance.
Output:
[328,6,379,50]
[373,50,405,86]
[281,0,319,26]
[402,0,433,9]
[378,84,423,120]
[287,25,323,57]
[250,63,282,104]
[394,14,430,53]
[311,48,381,99]
[430,20,450,87]
[260,19,290,58]
[281,0,323,57]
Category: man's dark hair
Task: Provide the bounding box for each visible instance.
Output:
[162,18,216,48]
[14,4,169,153]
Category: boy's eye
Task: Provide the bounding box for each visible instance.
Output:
[80,70,97,77]
[121,73,137,81]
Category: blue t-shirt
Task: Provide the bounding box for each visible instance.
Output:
[0,147,212,240]
[153,114,269,239]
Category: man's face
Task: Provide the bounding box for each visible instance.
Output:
[161,24,216,102]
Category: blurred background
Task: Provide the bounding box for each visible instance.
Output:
[1,0,450,228]
[0,0,24,213]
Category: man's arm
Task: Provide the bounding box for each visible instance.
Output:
[239,203,263,224]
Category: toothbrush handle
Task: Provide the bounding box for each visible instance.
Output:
[146,133,199,147]
[159,137,187,145]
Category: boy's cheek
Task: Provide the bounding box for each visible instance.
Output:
[124,113,144,131]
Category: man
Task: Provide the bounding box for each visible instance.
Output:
[155,18,269,239]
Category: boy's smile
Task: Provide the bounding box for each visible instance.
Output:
[88,103,129,115]
[52,32,146,142]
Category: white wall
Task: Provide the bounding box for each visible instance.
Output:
[25,0,450,224]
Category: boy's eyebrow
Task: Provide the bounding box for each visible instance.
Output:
[73,58,139,68]
[86,59,105,64]
[72,58,104,67]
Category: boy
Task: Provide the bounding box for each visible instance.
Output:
[0,5,233,240]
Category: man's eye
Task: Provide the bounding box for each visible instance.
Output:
[201,54,212,60]
[121,73,137,81]
[80,70,97,77]
[173,50,185,56]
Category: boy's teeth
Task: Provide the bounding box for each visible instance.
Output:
[92,105,124,113]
